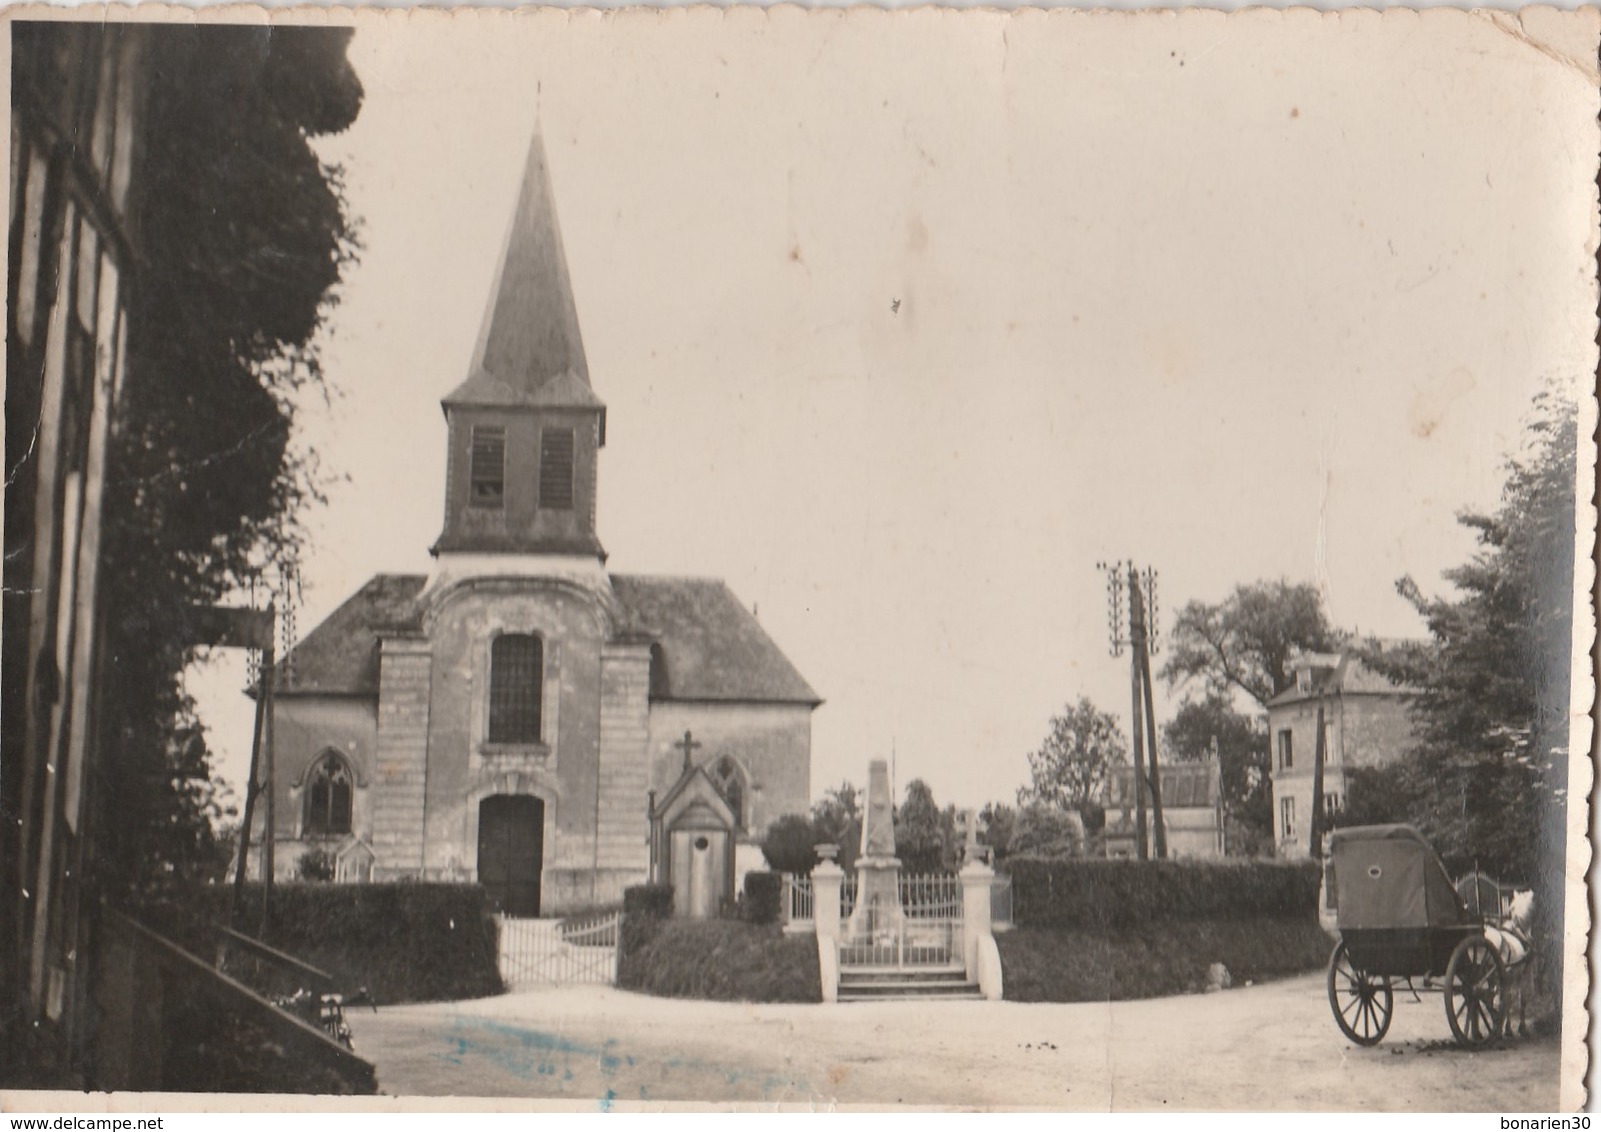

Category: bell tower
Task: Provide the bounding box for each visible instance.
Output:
[432,128,606,562]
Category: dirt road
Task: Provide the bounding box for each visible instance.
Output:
[345,974,1563,1109]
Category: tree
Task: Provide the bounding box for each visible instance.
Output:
[85,26,364,900]
[1009,803,1087,858]
[1162,580,1345,708]
[760,814,820,875]
[978,802,1016,861]
[1017,697,1128,810]
[809,780,862,872]
[894,779,957,873]
[1366,388,1576,893]
[1162,693,1272,855]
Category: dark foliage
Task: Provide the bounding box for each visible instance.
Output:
[623,883,674,919]
[1009,804,1087,858]
[1162,580,1345,708]
[808,780,862,872]
[618,919,820,1003]
[295,849,336,882]
[978,802,1016,860]
[1017,697,1128,810]
[194,883,501,1005]
[160,987,373,1094]
[894,778,958,873]
[88,26,363,903]
[760,814,821,875]
[741,871,783,925]
[996,917,1331,1002]
[1004,857,1321,930]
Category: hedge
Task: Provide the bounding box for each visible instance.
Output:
[742,871,782,925]
[199,883,503,1005]
[618,918,820,1002]
[1004,856,1321,929]
[623,883,674,919]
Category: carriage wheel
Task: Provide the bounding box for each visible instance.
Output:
[1445,935,1507,1048]
[1327,940,1393,1046]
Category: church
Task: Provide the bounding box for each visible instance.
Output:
[254,129,820,917]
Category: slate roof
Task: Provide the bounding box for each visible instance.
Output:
[1266,650,1416,708]
[609,575,821,705]
[1105,760,1219,810]
[443,129,603,413]
[276,574,427,695]
[276,571,820,707]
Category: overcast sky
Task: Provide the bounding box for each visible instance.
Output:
[186,9,1598,814]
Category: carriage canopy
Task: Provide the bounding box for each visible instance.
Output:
[1328,824,1466,931]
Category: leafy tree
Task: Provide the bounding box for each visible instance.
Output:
[1366,389,1576,896]
[1162,693,1272,855]
[84,26,364,901]
[978,802,1016,861]
[894,779,957,873]
[1162,580,1345,708]
[1009,803,1087,858]
[760,814,821,875]
[1017,697,1127,810]
[809,780,862,872]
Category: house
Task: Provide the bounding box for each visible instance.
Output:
[1266,648,1417,859]
[1103,759,1224,859]
[255,128,820,917]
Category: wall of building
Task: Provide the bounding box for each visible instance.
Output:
[420,577,611,905]
[645,701,812,842]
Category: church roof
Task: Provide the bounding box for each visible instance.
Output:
[609,575,822,706]
[443,129,603,414]
[275,572,820,707]
[275,574,428,695]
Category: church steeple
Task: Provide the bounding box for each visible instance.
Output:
[433,127,607,560]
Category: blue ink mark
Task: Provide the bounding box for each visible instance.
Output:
[599,1088,617,1112]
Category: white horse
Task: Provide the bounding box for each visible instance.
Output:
[1480,890,1537,1038]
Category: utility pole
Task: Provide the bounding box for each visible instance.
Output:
[1130,565,1167,859]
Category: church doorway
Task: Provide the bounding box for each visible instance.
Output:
[478,794,543,916]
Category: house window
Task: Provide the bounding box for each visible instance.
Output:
[1281,797,1296,841]
[1277,729,1293,770]
[304,753,353,837]
[539,427,575,510]
[710,756,746,828]
[1323,792,1343,822]
[489,633,543,743]
[470,426,505,508]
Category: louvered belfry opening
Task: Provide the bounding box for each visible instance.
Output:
[538,427,575,510]
[470,425,506,508]
[489,633,543,743]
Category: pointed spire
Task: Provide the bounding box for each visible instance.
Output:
[444,127,602,411]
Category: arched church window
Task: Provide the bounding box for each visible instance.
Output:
[710,756,745,828]
[305,753,353,837]
[489,633,543,743]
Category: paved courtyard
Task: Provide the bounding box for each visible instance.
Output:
[345,973,1564,1109]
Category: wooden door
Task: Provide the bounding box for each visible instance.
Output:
[670,828,727,919]
[478,795,544,916]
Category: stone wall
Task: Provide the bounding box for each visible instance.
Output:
[646,701,812,840]
[372,635,431,877]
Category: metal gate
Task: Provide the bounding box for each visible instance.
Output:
[496,912,620,988]
[838,874,963,969]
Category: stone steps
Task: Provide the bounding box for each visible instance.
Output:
[837,966,984,1002]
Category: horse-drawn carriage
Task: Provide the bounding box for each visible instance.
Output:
[1323,824,1523,1048]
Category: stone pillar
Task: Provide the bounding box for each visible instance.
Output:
[812,859,843,942]
[597,643,652,885]
[372,634,431,877]
[847,758,903,937]
[960,858,995,982]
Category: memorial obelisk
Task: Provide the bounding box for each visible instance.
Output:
[848,758,904,937]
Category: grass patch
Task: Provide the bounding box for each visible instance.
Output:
[620,918,821,1003]
[997,915,1332,1002]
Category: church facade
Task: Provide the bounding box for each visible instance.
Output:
[255,131,820,915]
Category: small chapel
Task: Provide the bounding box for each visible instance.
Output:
[253,128,820,917]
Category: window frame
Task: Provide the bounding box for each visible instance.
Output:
[538,426,575,511]
[487,632,544,746]
[303,751,354,839]
[469,425,507,510]
[1277,728,1293,770]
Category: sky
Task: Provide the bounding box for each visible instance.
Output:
[186,8,1598,816]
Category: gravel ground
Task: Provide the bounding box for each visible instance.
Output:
[344,973,1564,1110]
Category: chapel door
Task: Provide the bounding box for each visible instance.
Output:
[669,827,728,919]
[478,794,543,916]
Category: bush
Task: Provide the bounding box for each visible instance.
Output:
[1005,857,1321,929]
[295,849,335,882]
[1010,804,1087,858]
[623,883,674,919]
[618,919,820,1003]
[996,915,1332,1002]
[761,814,821,875]
[742,871,782,925]
[199,883,502,1005]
